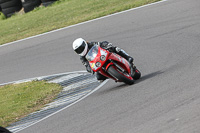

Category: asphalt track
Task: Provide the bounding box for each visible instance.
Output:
[1,0,200,132]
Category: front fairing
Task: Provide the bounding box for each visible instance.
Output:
[108,53,131,74]
[85,45,109,72]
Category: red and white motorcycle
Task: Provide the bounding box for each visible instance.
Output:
[86,45,141,85]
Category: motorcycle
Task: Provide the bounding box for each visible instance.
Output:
[86,45,141,85]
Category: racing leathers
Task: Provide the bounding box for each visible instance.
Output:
[80,41,135,81]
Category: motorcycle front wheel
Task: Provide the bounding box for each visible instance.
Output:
[107,66,134,85]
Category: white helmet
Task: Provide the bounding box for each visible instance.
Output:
[72,38,88,56]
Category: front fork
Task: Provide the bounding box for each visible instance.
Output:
[102,60,128,81]
[101,60,118,80]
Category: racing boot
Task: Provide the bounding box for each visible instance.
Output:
[130,63,137,78]
[116,48,134,64]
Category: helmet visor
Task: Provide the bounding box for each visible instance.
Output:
[74,41,86,54]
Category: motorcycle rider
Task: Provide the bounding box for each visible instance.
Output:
[72,38,136,81]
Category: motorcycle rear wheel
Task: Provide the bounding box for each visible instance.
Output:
[107,66,134,85]
[133,68,141,80]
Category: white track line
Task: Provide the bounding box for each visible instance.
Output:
[14,79,109,133]
[0,70,87,86]
[3,0,168,131]
[0,0,168,48]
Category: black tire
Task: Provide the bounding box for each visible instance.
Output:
[2,6,22,17]
[42,1,56,7]
[41,0,57,7]
[23,0,41,7]
[1,0,22,9]
[0,126,12,133]
[133,68,141,80]
[0,6,2,12]
[22,0,41,13]
[0,0,8,4]
[23,4,35,13]
[23,4,34,13]
[107,66,134,85]
[24,0,35,2]
[41,0,57,2]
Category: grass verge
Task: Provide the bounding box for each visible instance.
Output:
[0,81,63,127]
[0,0,161,45]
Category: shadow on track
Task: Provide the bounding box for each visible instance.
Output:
[135,70,164,84]
[97,71,164,95]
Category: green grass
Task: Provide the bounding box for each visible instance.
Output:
[0,0,160,45]
[0,81,63,127]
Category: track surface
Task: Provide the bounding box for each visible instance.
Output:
[1,0,200,132]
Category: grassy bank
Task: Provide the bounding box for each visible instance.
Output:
[0,81,62,127]
[0,0,160,45]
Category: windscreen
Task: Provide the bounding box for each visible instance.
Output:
[85,45,99,61]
